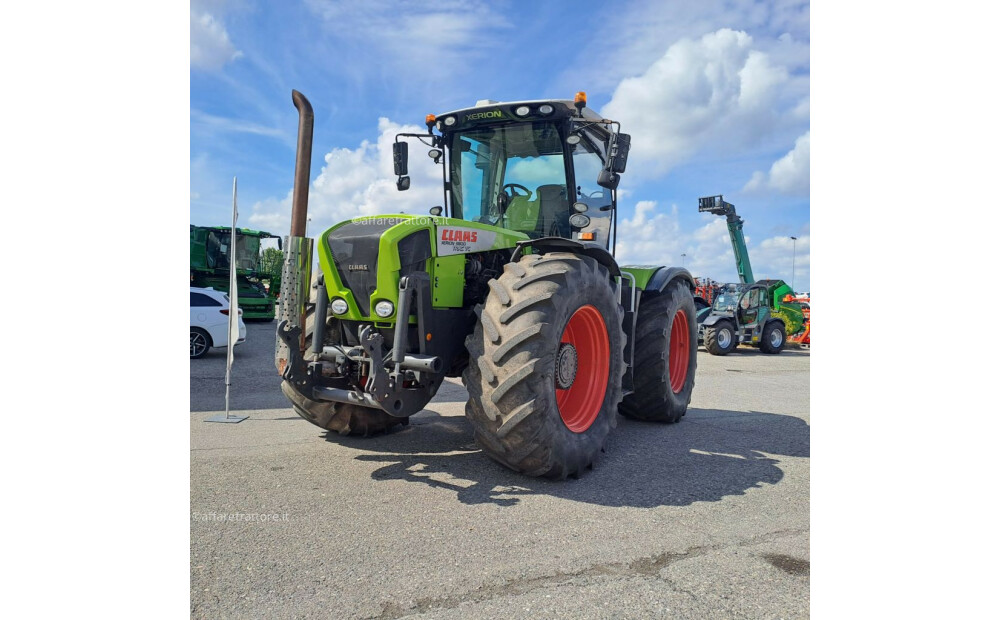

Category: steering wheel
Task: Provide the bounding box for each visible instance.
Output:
[502,183,532,199]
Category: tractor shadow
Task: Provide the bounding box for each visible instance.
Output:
[332,407,810,508]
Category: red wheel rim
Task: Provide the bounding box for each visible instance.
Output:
[556,305,609,433]
[669,309,690,393]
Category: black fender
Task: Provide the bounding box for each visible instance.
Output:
[512,237,621,278]
[645,266,696,294]
[701,314,733,328]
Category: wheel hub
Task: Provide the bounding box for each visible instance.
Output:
[555,343,578,389]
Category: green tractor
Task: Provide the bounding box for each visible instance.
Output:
[275,91,699,479]
[699,281,803,355]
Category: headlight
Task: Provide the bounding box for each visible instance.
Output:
[538,104,554,115]
[330,298,348,315]
[569,214,591,228]
[514,105,530,117]
[443,116,456,126]
[374,300,395,318]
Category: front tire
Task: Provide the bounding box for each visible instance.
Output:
[463,253,626,479]
[760,320,786,354]
[704,321,737,356]
[281,381,407,436]
[619,281,697,423]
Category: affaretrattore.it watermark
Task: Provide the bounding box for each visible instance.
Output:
[192,512,289,523]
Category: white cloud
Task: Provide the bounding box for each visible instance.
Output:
[558,0,810,95]
[752,233,809,291]
[248,118,444,235]
[190,110,286,140]
[303,0,508,81]
[614,202,732,279]
[744,130,810,195]
[600,29,789,179]
[190,4,242,71]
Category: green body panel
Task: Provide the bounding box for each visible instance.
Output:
[762,280,804,336]
[619,265,663,290]
[316,215,529,323]
[432,254,466,307]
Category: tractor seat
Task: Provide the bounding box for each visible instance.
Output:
[505,194,540,235]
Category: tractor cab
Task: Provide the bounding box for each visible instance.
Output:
[393,94,630,251]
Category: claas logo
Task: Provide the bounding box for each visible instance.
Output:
[441,229,478,242]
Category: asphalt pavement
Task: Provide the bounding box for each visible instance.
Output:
[191,321,810,619]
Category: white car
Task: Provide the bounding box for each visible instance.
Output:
[191,287,247,359]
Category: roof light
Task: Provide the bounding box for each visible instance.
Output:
[538,104,554,115]
[425,114,436,131]
[574,91,587,105]
[514,105,530,116]
[443,116,456,126]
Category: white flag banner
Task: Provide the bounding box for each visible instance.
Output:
[225,177,239,415]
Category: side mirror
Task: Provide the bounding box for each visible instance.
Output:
[393,142,408,176]
[429,206,443,216]
[396,176,410,191]
[597,169,620,190]
[609,133,631,173]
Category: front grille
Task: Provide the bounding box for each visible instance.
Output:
[326,218,407,316]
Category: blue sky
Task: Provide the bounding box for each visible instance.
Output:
[191,0,811,291]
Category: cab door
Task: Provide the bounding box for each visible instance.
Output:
[738,287,765,342]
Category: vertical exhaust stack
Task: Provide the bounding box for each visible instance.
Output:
[290,90,314,238]
[275,90,316,374]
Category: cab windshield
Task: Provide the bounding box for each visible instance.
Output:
[449,121,571,238]
[713,288,744,311]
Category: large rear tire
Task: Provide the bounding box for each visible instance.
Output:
[280,282,408,437]
[704,321,737,356]
[463,253,626,479]
[619,282,697,423]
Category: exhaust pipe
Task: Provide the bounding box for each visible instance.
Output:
[290,90,313,238]
[275,91,316,373]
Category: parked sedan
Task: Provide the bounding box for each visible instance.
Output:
[191,287,247,359]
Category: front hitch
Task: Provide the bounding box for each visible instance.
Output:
[277,273,443,418]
